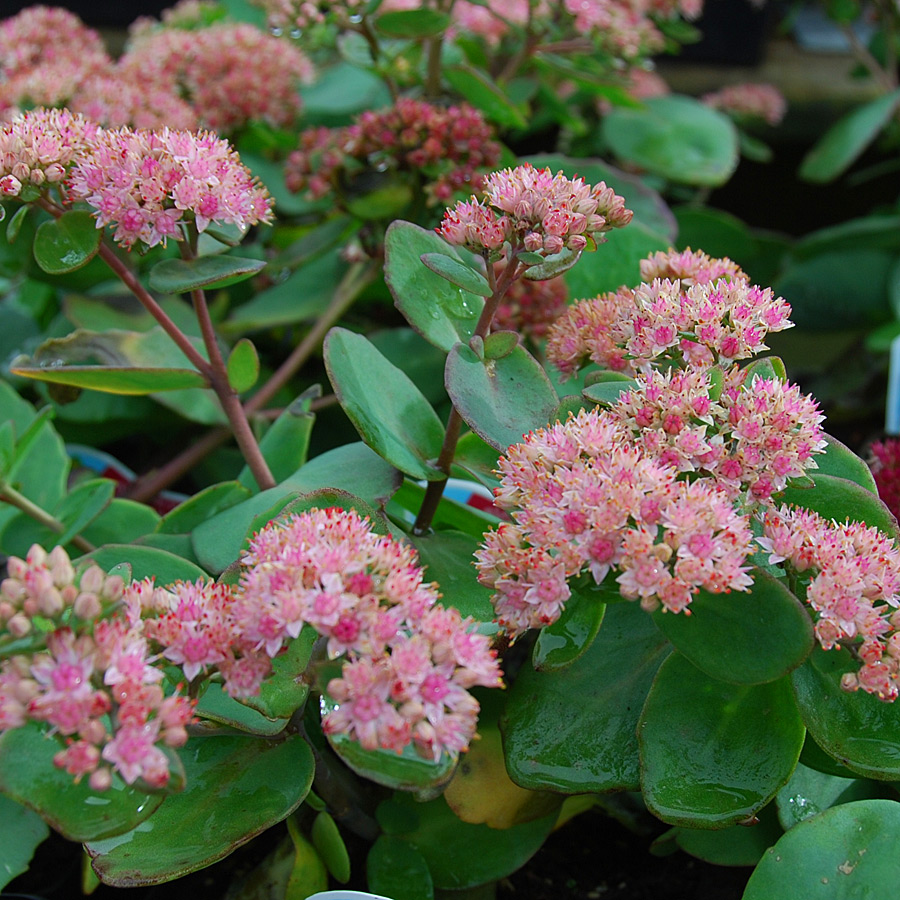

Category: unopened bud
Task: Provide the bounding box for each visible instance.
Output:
[0,578,25,603]
[89,767,112,792]
[7,613,31,637]
[73,592,101,620]
[102,575,125,602]
[37,587,64,617]
[49,546,74,587]
[79,565,105,595]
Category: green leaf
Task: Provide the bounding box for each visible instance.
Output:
[375,8,449,36]
[240,628,316,720]
[0,723,161,842]
[445,66,527,129]
[226,338,259,393]
[445,342,558,451]
[420,252,492,297]
[381,792,558,890]
[451,431,501,490]
[156,482,252,535]
[311,812,351,884]
[482,330,519,360]
[0,793,49,891]
[651,570,814,685]
[269,216,355,270]
[503,600,670,793]
[815,433,878,492]
[532,590,606,672]
[778,473,898,538]
[191,443,401,573]
[409,530,496,623]
[800,88,900,183]
[86,734,314,886]
[79,544,208,584]
[325,328,446,480]
[148,255,266,294]
[32,211,101,274]
[639,654,805,827]
[602,96,740,187]
[321,694,458,793]
[743,800,900,899]
[367,836,434,900]
[6,203,29,244]
[384,221,485,352]
[792,647,900,780]
[55,477,116,546]
[389,480,499,540]
[195,683,286,736]
[80,498,160,547]
[238,393,316,490]
[738,131,774,163]
[285,824,328,898]
[9,327,209,394]
[582,379,635,406]
[223,248,345,333]
[670,802,784,867]
[775,762,882,832]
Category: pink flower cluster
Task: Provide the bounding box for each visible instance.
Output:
[119,23,314,134]
[438,163,632,257]
[286,98,501,207]
[67,127,273,248]
[760,506,900,701]
[611,365,827,501]
[546,248,793,377]
[0,107,100,199]
[702,82,787,126]
[0,546,194,791]
[239,509,502,761]
[475,408,756,636]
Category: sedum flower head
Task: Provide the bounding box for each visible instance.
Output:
[439,162,632,257]
[240,508,502,761]
[0,107,100,199]
[68,127,273,248]
[702,82,787,126]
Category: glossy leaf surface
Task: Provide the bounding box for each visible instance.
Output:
[87,734,314,886]
[420,252,491,296]
[532,590,606,672]
[0,723,161,842]
[367,836,434,900]
[325,328,445,480]
[792,647,900,780]
[743,800,900,899]
[640,654,805,827]
[384,221,484,352]
[651,570,814,684]
[148,255,265,294]
[0,793,49,890]
[503,600,670,793]
[445,342,558,451]
[32,211,101,274]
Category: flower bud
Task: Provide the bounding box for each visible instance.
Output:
[37,587,64,617]
[89,767,112,792]
[7,613,31,637]
[79,565,105,595]
[73,592,102,620]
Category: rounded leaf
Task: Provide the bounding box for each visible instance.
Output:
[532,591,606,672]
[744,800,900,899]
[651,570,814,684]
[33,210,101,274]
[602,96,739,187]
[367,836,434,900]
[148,255,265,294]
[226,338,260,393]
[639,653,805,828]
[445,342,558,451]
[325,328,446,481]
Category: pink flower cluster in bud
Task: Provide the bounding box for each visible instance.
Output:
[119,23,314,133]
[611,366,827,501]
[702,82,787,126]
[67,127,273,248]
[0,107,100,198]
[546,248,792,378]
[759,506,900,701]
[475,408,755,637]
[0,546,194,791]
[438,163,632,257]
[285,99,501,207]
[870,438,900,522]
[70,74,198,131]
[239,508,502,761]
[492,272,570,342]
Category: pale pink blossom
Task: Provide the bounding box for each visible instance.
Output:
[702,83,787,126]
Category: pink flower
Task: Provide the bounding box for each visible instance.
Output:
[702,83,787,126]
[68,127,273,248]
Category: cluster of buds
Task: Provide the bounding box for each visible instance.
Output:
[239,509,503,762]
[286,98,501,207]
[546,248,792,377]
[0,546,194,791]
[438,163,633,258]
[492,272,570,343]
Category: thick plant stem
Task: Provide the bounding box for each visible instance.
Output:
[0,483,95,553]
[412,254,523,534]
